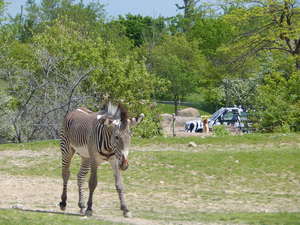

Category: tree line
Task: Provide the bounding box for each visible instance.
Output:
[0,0,299,142]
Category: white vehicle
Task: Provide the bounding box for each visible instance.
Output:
[185,106,249,133]
[208,107,248,129]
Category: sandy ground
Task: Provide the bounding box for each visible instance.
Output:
[0,173,223,225]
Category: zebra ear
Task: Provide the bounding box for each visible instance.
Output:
[129,113,145,127]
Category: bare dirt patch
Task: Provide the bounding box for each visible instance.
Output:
[0,173,221,225]
[0,149,56,159]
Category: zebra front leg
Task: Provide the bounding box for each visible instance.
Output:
[85,161,98,216]
[110,159,131,218]
[59,140,75,211]
[77,157,90,214]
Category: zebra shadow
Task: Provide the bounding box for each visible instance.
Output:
[10,206,83,217]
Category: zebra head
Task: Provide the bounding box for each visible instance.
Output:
[104,103,144,170]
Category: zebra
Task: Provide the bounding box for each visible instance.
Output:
[185,120,203,133]
[59,102,144,217]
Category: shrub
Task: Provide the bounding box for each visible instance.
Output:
[253,71,300,132]
[213,125,230,137]
[129,102,162,138]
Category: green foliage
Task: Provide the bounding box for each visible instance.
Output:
[220,78,259,108]
[188,17,235,59]
[1,0,300,142]
[132,105,162,138]
[91,49,159,103]
[150,34,207,103]
[213,125,231,136]
[45,17,164,138]
[196,86,224,113]
[254,71,300,132]
[117,14,166,47]
[14,0,105,42]
[101,22,134,57]
[0,0,5,22]
[222,0,300,71]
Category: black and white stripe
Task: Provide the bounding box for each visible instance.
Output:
[58,103,144,217]
[185,120,203,133]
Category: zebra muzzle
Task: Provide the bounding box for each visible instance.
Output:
[120,155,129,171]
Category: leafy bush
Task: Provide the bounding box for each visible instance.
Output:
[130,103,162,138]
[213,125,230,137]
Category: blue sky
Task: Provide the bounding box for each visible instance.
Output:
[6,0,182,18]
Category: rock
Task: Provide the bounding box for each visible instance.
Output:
[177,107,200,117]
[188,141,197,147]
[11,204,24,209]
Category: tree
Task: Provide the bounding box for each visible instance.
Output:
[175,0,200,32]
[0,0,5,22]
[176,0,200,19]
[253,70,300,132]
[220,78,259,108]
[116,14,165,47]
[150,34,207,114]
[188,17,235,59]
[0,16,162,142]
[12,0,106,42]
[223,0,300,71]
[1,22,99,142]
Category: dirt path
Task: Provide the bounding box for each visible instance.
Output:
[0,173,223,225]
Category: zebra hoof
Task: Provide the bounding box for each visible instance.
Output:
[79,208,85,215]
[59,202,66,211]
[85,209,93,217]
[123,211,132,218]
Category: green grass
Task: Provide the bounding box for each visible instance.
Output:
[1,133,299,151]
[0,209,124,225]
[0,139,59,151]
[1,148,299,192]
[1,133,300,185]
[132,132,300,146]
[139,211,300,225]
[1,210,299,225]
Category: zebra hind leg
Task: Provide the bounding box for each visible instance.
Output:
[77,157,90,214]
[59,137,75,211]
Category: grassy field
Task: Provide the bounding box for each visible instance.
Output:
[0,133,300,224]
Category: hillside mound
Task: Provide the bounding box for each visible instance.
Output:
[177,107,200,117]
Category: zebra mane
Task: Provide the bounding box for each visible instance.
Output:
[103,102,128,123]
